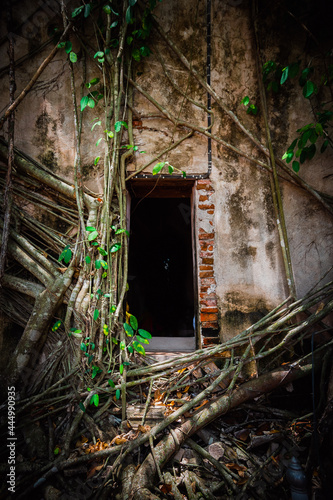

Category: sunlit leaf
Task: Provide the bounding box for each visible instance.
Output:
[138,329,152,339]
[133,341,145,355]
[152,162,165,175]
[69,51,77,63]
[123,323,134,337]
[110,243,122,253]
[93,309,99,321]
[88,230,99,241]
[52,320,62,332]
[129,315,138,330]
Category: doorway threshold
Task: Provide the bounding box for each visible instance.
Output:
[147,336,196,353]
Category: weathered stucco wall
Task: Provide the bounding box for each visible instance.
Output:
[0,0,332,343]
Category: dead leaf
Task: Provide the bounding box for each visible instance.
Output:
[159,484,172,494]
[111,435,128,445]
[57,267,67,273]
[138,424,150,433]
[87,464,104,479]
[194,400,209,411]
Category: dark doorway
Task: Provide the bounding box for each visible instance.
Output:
[128,195,195,340]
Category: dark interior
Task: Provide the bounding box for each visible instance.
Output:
[127,196,195,338]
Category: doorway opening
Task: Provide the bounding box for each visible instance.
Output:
[127,181,196,352]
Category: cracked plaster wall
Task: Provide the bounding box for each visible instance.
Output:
[0,0,332,341]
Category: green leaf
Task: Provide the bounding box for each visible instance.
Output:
[110,20,118,28]
[91,121,101,131]
[126,5,132,24]
[79,402,86,412]
[123,323,134,337]
[86,226,96,232]
[241,96,250,106]
[129,0,137,5]
[115,121,128,132]
[120,363,124,374]
[280,66,289,85]
[133,341,145,355]
[132,48,141,61]
[138,329,152,339]
[94,51,104,59]
[136,335,149,344]
[92,366,100,379]
[127,36,133,45]
[52,320,62,332]
[303,80,315,99]
[54,447,60,455]
[72,5,84,17]
[100,260,108,270]
[95,259,101,269]
[84,3,91,17]
[98,247,108,256]
[69,51,77,63]
[93,309,99,321]
[315,123,323,136]
[292,161,300,173]
[90,77,100,86]
[103,5,111,14]
[129,315,138,330]
[80,96,89,111]
[92,394,99,407]
[88,230,99,241]
[120,341,126,350]
[110,243,122,253]
[152,162,165,175]
[116,389,121,400]
[128,345,134,354]
[108,379,115,388]
[321,139,329,153]
[182,171,187,178]
[140,45,151,57]
[65,41,72,54]
[58,245,72,264]
[103,323,109,335]
[80,342,87,351]
[115,228,129,235]
[282,151,294,163]
[57,42,66,49]
[168,165,174,174]
[88,97,95,108]
[94,156,100,166]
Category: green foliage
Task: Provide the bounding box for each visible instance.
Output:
[241,96,258,115]
[58,245,72,264]
[264,57,332,172]
[51,320,62,332]
[152,161,186,177]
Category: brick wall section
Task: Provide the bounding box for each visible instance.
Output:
[196,179,219,341]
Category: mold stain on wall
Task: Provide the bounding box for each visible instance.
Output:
[33,107,58,170]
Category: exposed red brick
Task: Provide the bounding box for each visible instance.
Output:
[200,299,217,308]
[201,307,218,314]
[200,312,219,322]
[202,257,214,264]
[197,179,212,186]
[199,265,213,271]
[207,245,214,251]
[200,286,209,293]
[196,184,214,191]
[202,321,219,329]
[132,120,142,127]
[199,293,217,301]
[200,278,215,286]
[198,204,215,211]
[198,232,215,240]
[200,271,214,278]
[199,195,209,202]
[207,210,214,215]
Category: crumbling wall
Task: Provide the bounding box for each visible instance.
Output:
[0,0,332,344]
